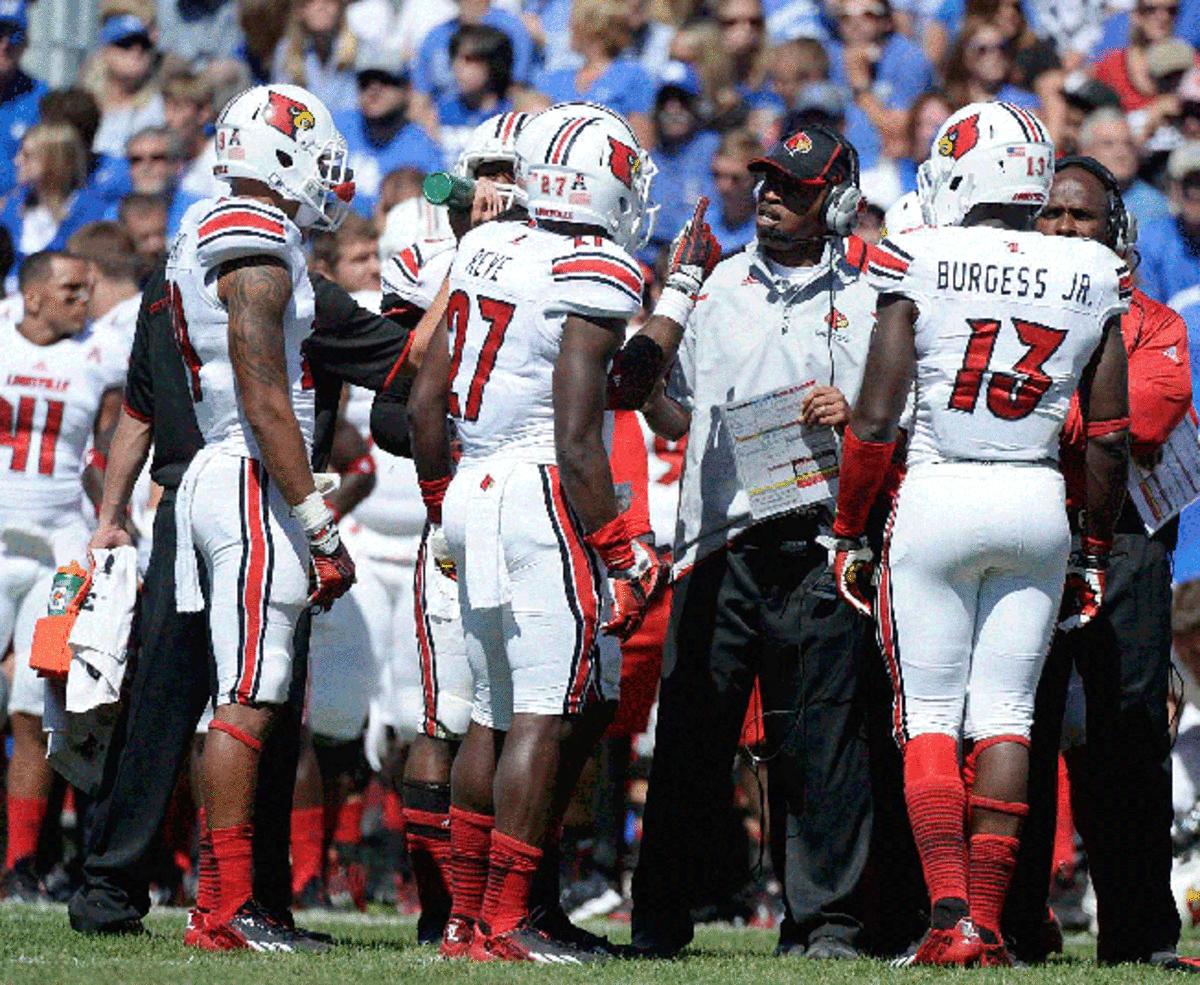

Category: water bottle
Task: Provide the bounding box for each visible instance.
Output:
[423,171,476,211]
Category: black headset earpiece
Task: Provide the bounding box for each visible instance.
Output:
[1054,155,1134,254]
[808,124,863,237]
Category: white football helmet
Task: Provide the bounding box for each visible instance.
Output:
[516,102,657,251]
[213,84,355,231]
[883,191,926,236]
[455,111,532,209]
[917,101,1053,227]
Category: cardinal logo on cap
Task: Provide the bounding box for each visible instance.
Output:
[785,131,813,154]
[937,113,980,160]
[264,90,317,141]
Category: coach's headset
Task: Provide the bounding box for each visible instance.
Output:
[1053,155,1138,256]
[813,125,863,238]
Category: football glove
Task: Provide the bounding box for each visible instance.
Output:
[293,491,356,611]
[585,514,667,641]
[1058,548,1107,632]
[427,523,457,581]
[654,197,721,326]
[828,535,876,618]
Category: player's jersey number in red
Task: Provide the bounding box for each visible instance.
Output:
[0,395,64,474]
[446,289,516,422]
[948,316,1067,421]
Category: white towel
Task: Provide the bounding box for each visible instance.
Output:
[66,546,139,714]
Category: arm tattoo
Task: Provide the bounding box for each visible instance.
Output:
[222,256,293,394]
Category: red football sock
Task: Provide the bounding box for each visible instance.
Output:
[480,830,543,935]
[5,796,47,870]
[904,733,968,915]
[210,823,254,924]
[969,833,1020,937]
[290,805,325,895]
[333,797,364,845]
[405,806,452,912]
[195,808,220,916]
[383,789,406,834]
[448,806,493,925]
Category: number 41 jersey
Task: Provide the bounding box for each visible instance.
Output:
[445,221,643,465]
[868,225,1130,466]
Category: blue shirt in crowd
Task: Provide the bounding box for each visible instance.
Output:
[828,33,934,111]
[708,200,757,255]
[1134,215,1200,312]
[414,11,535,103]
[436,95,514,171]
[0,71,46,194]
[645,130,721,258]
[534,57,655,119]
[1124,179,1171,227]
[0,187,110,285]
[333,109,444,216]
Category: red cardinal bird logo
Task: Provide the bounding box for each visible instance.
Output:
[784,131,813,154]
[937,113,981,160]
[608,136,640,189]
[263,90,317,141]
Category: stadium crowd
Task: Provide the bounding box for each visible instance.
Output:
[4,0,1200,972]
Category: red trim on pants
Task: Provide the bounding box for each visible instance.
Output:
[237,460,268,703]
[413,530,439,737]
[877,500,907,745]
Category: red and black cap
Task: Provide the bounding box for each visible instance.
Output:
[749,124,858,186]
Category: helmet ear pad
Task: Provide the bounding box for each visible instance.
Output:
[824,182,863,237]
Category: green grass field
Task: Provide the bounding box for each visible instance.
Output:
[0,905,1196,985]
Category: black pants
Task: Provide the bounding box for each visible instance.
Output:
[1003,530,1178,963]
[631,515,871,953]
[68,492,308,931]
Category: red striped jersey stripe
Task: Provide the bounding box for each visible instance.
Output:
[866,242,910,274]
[199,210,285,241]
[552,256,642,295]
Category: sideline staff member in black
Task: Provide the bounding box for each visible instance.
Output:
[631,126,878,960]
[68,265,416,936]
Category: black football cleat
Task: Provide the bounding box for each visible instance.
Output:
[209,899,332,953]
[470,920,609,964]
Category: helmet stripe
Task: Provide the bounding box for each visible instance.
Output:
[500,112,518,143]
[550,117,590,165]
[559,118,600,167]
[997,102,1033,142]
[1016,106,1047,143]
[544,117,579,164]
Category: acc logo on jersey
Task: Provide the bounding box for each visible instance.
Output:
[264,90,317,141]
[608,137,640,189]
[785,131,813,154]
[937,113,980,160]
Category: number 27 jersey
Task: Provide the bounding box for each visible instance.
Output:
[868,226,1130,466]
[445,221,643,466]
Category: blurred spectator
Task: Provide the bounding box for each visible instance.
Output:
[66,220,141,352]
[979,0,1062,104]
[124,126,182,198]
[831,0,935,147]
[1137,39,1197,146]
[627,0,676,78]
[706,128,761,253]
[763,0,828,42]
[309,212,381,292]
[522,0,574,72]
[392,0,458,66]
[117,192,168,273]
[767,37,828,110]
[1137,142,1200,313]
[713,0,779,122]
[789,79,882,172]
[237,0,291,83]
[272,0,360,114]
[1079,107,1171,224]
[204,57,254,111]
[1053,73,1122,155]
[413,1,533,107]
[668,20,735,126]
[437,24,515,166]
[0,1,45,196]
[157,0,244,67]
[1033,0,1106,71]
[163,71,220,203]
[1094,0,1186,113]
[943,18,1038,111]
[1179,66,1200,140]
[533,0,655,148]
[0,124,107,286]
[897,89,950,192]
[646,61,721,257]
[39,88,130,212]
[333,48,442,218]
[376,165,426,224]
[84,12,166,159]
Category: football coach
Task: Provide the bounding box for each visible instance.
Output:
[631,125,880,960]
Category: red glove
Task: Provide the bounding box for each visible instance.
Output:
[585,513,667,641]
[309,535,356,611]
[829,535,875,617]
[1058,538,1108,631]
[654,197,721,326]
[419,475,451,525]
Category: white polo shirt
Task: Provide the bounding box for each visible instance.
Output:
[668,238,878,577]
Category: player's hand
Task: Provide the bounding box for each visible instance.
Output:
[88,521,133,560]
[1058,549,1107,631]
[664,197,721,297]
[308,526,356,612]
[830,535,875,617]
[801,386,851,427]
[603,539,667,641]
[471,177,505,227]
[427,523,457,581]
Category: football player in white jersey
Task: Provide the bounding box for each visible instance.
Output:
[120,84,358,949]
[830,102,1132,966]
[406,102,700,962]
[1,251,124,899]
[377,111,528,945]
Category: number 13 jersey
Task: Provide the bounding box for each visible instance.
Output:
[445,220,643,466]
[868,226,1130,466]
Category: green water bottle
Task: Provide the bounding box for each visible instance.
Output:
[423,171,476,211]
